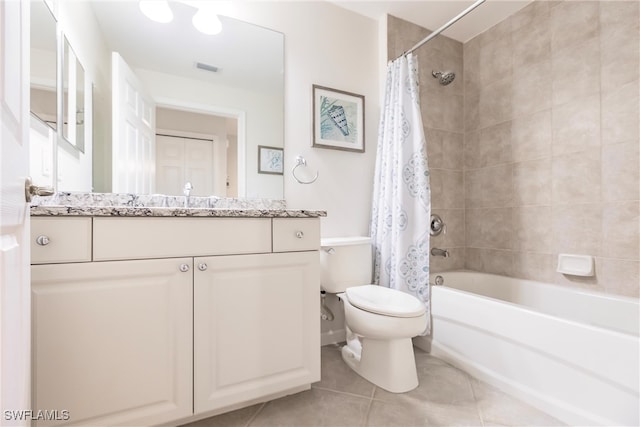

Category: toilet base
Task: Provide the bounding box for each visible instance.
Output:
[341,336,419,393]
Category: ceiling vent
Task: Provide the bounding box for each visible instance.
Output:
[196,62,220,73]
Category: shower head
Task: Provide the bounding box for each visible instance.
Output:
[432,70,456,86]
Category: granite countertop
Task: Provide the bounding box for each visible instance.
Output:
[30,205,327,218]
[30,192,327,218]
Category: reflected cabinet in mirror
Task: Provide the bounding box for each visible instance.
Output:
[93,1,284,199]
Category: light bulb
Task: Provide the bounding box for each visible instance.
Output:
[139,0,173,24]
[192,8,222,35]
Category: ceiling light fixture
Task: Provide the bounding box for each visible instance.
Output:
[192,8,222,35]
[139,0,174,24]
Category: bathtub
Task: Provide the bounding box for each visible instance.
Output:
[427,271,639,426]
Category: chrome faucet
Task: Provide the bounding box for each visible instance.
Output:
[431,247,450,258]
[183,182,193,208]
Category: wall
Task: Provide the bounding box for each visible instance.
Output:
[463,0,639,297]
[386,16,466,274]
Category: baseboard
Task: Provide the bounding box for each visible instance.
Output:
[321,328,346,346]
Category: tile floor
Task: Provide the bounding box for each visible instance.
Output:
[181,344,564,427]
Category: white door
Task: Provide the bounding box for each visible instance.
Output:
[193,252,320,413]
[0,1,31,425]
[156,134,215,196]
[31,258,193,426]
[112,52,155,194]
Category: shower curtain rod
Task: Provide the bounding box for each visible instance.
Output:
[396,0,486,60]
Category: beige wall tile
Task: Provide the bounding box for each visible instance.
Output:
[465,247,514,276]
[512,16,550,71]
[552,148,601,205]
[511,110,552,162]
[552,203,603,256]
[464,130,481,169]
[601,258,640,298]
[430,168,445,209]
[430,209,465,249]
[512,251,555,283]
[550,1,599,52]
[442,94,465,133]
[602,141,640,202]
[601,80,639,145]
[477,122,512,167]
[466,208,513,250]
[465,91,480,132]
[482,164,513,208]
[480,37,512,86]
[512,1,550,31]
[601,4,639,95]
[512,60,551,119]
[440,170,464,209]
[441,131,464,171]
[599,0,640,41]
[552,93,601,155]
[464,36,481,97]
[602,201,640,260]
[551,36,600,107]
[513,159,551,206]
[478,16,512,48]
[513,206,553,252]
[479,77,513,129]
[465,168,483,209]
[425,128,443,167]
[430,247,465,273]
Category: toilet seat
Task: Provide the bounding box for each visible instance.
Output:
[345,285,425,318]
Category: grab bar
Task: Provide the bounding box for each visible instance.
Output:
[292,155,319,184]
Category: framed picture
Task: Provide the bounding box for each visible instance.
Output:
[258,145,284,175]
[313,85,365,153]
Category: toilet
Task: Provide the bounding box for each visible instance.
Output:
[320,237,427,393]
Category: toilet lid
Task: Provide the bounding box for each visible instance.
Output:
[345,285,426,318]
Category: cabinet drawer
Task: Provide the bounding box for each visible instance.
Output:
[93,217,272,261]
[31,217,92,264]
[272,218,320,252]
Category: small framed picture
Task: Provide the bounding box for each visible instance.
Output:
[258,145,284,175]
[312,85,365,153]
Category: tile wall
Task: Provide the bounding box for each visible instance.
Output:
[463,0,639,297]
[389,1,639,297]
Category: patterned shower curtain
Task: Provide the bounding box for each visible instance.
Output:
[370,53,431,334]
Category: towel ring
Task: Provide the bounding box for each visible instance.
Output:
[292,155,319,184]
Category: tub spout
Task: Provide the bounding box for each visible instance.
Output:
[431,247,450,258]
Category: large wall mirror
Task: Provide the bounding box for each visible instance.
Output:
[30,0,57,128]
[89,1,285,199]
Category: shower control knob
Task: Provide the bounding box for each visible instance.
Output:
[295,231,304,239]
[198,263,208,271]
[179,264,190,273]
[36,235,50,246]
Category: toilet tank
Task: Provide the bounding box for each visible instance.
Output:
[320,237,373,293]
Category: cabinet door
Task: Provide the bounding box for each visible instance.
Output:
[194,252,320,413]
[31,258,193,427]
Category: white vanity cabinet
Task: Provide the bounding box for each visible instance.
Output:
[31,258,193,427]
[30,215,321,427]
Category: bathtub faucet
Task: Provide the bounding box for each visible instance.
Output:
[431,247,450,258]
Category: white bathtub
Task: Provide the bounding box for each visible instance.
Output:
[428,271,639,426]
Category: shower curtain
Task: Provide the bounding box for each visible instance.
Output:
[370,53,431,334]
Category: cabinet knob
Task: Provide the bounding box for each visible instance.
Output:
[36,235,50,246]
[295,231,304,239]
[179,264,190,272]
[198,263,208,271]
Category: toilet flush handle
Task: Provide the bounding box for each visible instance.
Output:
[296,231,304,239]
[324,247,336,255]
